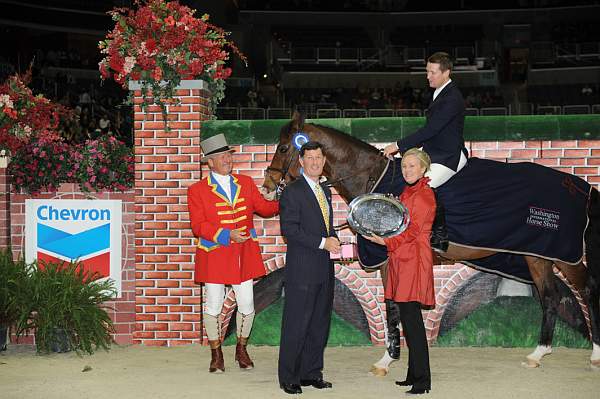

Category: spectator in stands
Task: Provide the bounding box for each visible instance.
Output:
[247,89,258,108]
[383,51,468,252]
[99,114,111,134]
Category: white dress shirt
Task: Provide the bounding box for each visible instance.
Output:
[211,172,232,202]
[433,78,452,102]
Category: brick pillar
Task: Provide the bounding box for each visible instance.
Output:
[131,80,211,346]
[0,156,10,248]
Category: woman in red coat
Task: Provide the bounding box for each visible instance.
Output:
[364,147,435,395]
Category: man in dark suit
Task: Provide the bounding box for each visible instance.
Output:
[382,51,467,253]
[383,51,468,189]
[278,141,341,395]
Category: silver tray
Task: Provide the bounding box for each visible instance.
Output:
[347,193,410,238]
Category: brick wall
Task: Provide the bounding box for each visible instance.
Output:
[131,80,210,346]
[9,184,136,345]
[0,161,9,248]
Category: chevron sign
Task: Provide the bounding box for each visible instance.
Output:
[25,199,122,296]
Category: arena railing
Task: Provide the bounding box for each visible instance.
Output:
[537,105,562,115]
[480,107,508,116]
[563,105,591,115]
[592,104,600,114]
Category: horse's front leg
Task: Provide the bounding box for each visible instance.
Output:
[523,256,558,368]
[370,263,401,376]
[371,299,401,376]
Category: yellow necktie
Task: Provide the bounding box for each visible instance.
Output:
[315,184,330,231]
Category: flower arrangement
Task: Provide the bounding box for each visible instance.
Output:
[98,0,245,121]
[9,134,134,195]
[0,70,134,195]
[0,71,64,154]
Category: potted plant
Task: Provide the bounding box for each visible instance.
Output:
[17,260,117,354]
[0,248,30,351]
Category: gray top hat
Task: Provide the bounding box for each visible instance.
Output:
[200,133,235,162]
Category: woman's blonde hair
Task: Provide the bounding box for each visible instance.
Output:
[402,148,432,171]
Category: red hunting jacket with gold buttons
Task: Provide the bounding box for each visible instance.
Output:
[187,173,279,284]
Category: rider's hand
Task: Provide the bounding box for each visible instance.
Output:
[382,143,399,159]
[324,237,341,254]
[231,228,249,243]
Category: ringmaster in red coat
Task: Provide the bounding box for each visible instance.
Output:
[364,147,436,395]
[187,133,279,374]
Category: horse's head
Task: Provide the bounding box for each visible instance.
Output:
[262,111,308,198]
[263,111,387,202]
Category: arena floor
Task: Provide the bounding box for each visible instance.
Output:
[1,345,598,398]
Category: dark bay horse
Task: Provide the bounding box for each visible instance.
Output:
[262,113,600,371]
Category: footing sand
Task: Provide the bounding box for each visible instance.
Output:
[1,345,598,398]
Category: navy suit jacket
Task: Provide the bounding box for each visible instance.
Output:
[279,177,336,284]
[396,81,468,171]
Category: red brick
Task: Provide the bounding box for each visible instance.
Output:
[560,158,586,166]
[145,289,169,296]
[510,149,538,158]
[157,280,180,288]
[498,141,525,149]
[574,167,598,175]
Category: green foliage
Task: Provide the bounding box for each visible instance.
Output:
[436,296,591,348]
[223,297,371,346]
[0,248,30,328]
[17,260,117,355]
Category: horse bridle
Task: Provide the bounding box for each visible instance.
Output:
[265,144,300,199]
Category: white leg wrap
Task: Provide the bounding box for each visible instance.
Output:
[523,345,552,368]
[370,351,396,376]
[591,343,600,362]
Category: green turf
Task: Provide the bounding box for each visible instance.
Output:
[436,296,591,348]
[223,297,372,346]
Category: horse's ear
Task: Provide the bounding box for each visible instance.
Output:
[291,110,305,131]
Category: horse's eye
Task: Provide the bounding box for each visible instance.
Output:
[278,145,289,153]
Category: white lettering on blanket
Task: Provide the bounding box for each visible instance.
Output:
[526,206,560,230]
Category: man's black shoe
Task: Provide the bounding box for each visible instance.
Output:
[300,378,333,389]
[280,383,302,394]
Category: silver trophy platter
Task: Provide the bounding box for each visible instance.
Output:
[347,193,410,238]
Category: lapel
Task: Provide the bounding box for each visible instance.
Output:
[207,173,238,205]
[427,81,455,112]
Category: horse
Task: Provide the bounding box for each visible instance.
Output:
[262,112,600,373]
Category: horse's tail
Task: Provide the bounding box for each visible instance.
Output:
[586,187,600,278]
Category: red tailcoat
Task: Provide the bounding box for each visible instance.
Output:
[187,173,279,284]
[384,178,436,307]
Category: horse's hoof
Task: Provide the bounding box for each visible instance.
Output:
[369,365,388,377]
[590,359,600,371]
[521,357,541,368]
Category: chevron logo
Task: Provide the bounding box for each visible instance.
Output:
[25,199,123,295]
[37,223,111,277]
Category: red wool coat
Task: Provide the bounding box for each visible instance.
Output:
[384,178,436,307]
[187,173,279,285]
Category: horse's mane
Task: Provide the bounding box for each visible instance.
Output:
[310,123,379,154]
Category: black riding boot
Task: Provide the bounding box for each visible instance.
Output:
[430,190,449,252]
[385,299,401,360]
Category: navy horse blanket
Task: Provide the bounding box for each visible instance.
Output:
[357,157,591,283]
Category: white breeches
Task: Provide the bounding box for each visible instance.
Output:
[204,279,254,316]
[425,151,468,188]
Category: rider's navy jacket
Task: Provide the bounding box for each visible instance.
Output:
[396,81,468,171]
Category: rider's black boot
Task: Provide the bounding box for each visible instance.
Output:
[430,190,449,252]
[385,299,401,360]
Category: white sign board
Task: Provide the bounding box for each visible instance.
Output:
[25,199,122,296]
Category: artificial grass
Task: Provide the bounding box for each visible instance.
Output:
[436,296,591,348]
[223,297,372,346]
